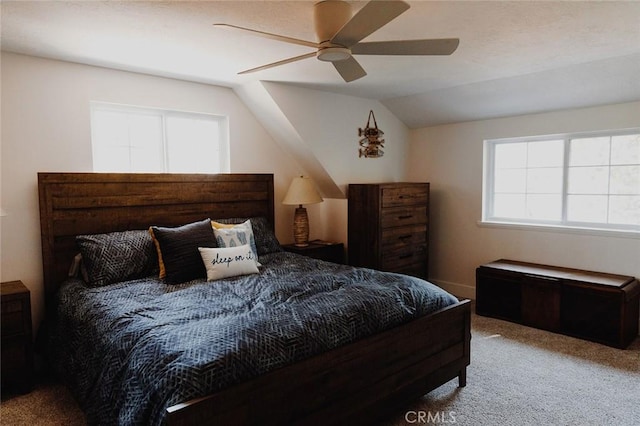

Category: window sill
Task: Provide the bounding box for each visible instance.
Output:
[477,220,640,239]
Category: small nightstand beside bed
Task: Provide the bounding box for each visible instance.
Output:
[1,280,34,394]
[38,172,470,426]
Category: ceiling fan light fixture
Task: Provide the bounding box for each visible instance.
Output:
[317,47,351,62]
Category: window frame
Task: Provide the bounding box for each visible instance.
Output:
[482,128,640,236]
[90,101,230,174]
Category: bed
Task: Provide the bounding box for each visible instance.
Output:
[38,172,471,426]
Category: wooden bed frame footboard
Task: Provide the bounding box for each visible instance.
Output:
[167,299,471,426]
[38,172,471,426]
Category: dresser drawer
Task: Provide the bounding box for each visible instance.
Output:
[1,301,27,336]
[381,245,427,270]
[1,337,29,374]
[1,280,34,393]
[1,311,26,336]
[393,262,428,279]
[381,206,427,228]
[382,186,429,208]
[382,224,427,251]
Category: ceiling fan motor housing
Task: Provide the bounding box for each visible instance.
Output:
[314,1,354,62]
[314,1,352,43]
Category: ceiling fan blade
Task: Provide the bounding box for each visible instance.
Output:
[352,38,460,56]
[331,0,410,48]
[213,24,318,49]
[333,56,367,82]
[238,52,317,75]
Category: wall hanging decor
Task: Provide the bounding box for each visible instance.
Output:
[358,110,384,158]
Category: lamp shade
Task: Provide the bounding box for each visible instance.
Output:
[0,208,7,217]
[282,176,323,206]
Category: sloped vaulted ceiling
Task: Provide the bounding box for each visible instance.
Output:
[2,1,638,199]
[236,81,409,199]
[2,1,639,128]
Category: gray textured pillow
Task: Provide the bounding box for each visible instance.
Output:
[76,230,158,287]
[213,216,282,255]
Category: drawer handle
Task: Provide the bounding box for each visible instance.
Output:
[398,215,413,220]
[399,254,412,259]
[398,235,412,240]
[524,274,560,282]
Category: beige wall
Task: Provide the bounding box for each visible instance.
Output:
[260,82,409,193]
[243,81,410,245]
[407,101,640,298]
[0,52,412,335]
[7,51,635,333]
[0,52,302,332]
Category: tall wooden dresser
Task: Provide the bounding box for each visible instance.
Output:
[348,182,429,279]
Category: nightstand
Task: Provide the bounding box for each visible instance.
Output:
[1,280,34,393]
[282,240,345,264]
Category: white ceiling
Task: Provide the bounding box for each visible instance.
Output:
[2,0,639,128]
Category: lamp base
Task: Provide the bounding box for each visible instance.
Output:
[293,206,310,247]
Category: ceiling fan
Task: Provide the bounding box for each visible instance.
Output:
[214,0,459,82]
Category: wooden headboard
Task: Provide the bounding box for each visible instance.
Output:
[38,172,274,307]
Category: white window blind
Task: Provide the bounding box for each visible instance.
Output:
[90,103,229,173]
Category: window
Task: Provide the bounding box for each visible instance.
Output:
[483,129,640,234]
[90,102,229,173]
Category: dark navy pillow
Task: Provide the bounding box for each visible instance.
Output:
[150,218,217,285]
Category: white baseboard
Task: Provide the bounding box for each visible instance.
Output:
[430,278,475,301]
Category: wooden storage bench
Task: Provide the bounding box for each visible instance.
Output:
[476,259,640,349]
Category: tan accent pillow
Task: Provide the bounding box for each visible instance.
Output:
[148,227,166,279]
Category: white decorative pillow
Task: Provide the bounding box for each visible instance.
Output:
[198,245,259,281]
[212,219,261,266]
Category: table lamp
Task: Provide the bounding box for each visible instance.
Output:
[282,176,323,246]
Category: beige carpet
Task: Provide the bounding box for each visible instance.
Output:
[2,312,639,425]
[1,380,84,426]
[383,314,640,425]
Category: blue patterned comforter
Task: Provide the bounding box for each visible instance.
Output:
[50,252,457,425]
